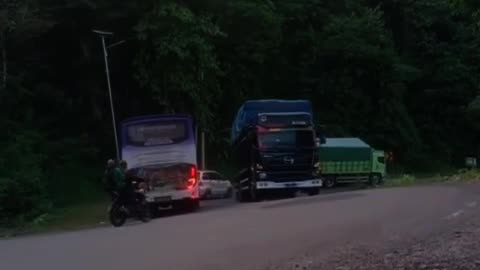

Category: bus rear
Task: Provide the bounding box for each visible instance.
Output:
[120,115,199,211]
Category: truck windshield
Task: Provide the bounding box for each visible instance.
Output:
[258,130,314,148]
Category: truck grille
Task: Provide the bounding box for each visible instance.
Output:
[260,151,314,170]
[259,170,314,182]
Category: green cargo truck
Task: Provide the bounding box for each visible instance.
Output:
[318,138,386,188]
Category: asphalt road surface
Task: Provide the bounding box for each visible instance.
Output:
[1,183,480,270]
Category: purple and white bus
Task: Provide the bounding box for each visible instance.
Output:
[120,114,199,211]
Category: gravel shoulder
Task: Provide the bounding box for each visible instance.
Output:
[278,208,480,270]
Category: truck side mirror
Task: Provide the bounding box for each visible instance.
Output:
[315,136,326,147]
[315,126,326,145]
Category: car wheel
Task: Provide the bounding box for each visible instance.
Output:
[225,187,233,198]
[203,189,212,199]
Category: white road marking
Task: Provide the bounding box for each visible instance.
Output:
[445,210,465,220]
[466,201,477,208]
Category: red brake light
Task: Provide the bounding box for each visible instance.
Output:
[187,166,197,188]
[190,166,196,178]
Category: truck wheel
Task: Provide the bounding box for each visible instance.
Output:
[249,182,259,202]
[369,174,380,187]
[235,188,243,202]
[235,187,249,202]
[308,188,320,196]
[249,168,260,202]
[377,175,385,185]
[324,177,336,188]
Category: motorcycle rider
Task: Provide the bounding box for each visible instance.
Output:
[108,160,151,226]
[102,159,118,200]
[115,160,131,205]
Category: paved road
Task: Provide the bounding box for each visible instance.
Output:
[2,184,479,270]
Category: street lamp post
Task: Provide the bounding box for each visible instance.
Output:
[93,29,120,161]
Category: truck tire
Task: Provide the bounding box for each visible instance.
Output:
[235,186,250,202]
[249,182,259,202]
[368,174,380,187]
[308,188,320,196]
[323,177,336,188]
[235,187,243,202]
[378,175,385,185]
[248,166,259,202]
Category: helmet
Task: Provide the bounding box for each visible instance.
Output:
[119,160,127,169]
[107,159,115,168]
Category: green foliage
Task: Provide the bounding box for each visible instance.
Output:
[0,129,50,227]
[467,95,480,131]
[1,0,480,228]
[134,2,224,132]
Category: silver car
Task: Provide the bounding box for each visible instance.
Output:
[198,170,233,199]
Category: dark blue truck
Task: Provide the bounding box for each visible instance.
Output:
[231,100,325,202]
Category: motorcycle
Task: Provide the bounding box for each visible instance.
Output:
[108,176,151,227]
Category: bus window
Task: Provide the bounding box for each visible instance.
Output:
[126,120,188,147]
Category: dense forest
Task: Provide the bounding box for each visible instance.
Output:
[1,0,480,226]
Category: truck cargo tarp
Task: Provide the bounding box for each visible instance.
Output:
[231,100,313,143]
[319,138,371,161]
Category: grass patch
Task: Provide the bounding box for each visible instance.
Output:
[385,174,417,187]
[385,169,480,187]
[41,200,109,231]
[1,199,109,238]
[446,169,480,183]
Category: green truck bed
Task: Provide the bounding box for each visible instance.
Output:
[319,138,372,174]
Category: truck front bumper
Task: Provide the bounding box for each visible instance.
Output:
[256,179,323,189]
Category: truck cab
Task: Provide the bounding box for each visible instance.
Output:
[231,100,323,201]
[371,150,386,182]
